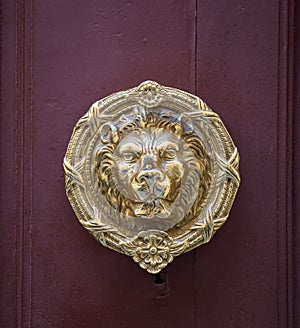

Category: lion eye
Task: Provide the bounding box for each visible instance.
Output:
[161,149,177,161]
[122,152,138,162]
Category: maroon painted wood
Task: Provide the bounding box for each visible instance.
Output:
[195,1,285,327]
[294,2,300,326]
[0,0,298,327]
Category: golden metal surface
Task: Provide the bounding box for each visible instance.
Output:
[63,81,240,274]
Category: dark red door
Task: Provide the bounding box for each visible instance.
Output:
[1,1,299,327]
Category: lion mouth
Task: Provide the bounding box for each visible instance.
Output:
[133,199,171,218]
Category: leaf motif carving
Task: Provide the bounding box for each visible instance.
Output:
[63,157,85,192]
[87,103,101,134]
[216,148,240,186]
[190,206,228,243]
[169,240,188,256]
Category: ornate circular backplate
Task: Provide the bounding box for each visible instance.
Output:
[64,81,240,274]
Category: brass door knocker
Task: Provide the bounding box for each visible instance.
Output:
[63,81,240,274]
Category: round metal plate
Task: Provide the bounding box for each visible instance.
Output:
[64,81,240,274]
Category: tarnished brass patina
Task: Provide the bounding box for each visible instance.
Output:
[63,81,240,274]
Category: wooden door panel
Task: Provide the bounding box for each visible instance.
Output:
[0,0,297,327]
[194,1,279,326]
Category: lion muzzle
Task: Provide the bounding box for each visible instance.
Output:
[132,168,170,202]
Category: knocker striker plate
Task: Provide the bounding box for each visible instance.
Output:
[63,81,240,274]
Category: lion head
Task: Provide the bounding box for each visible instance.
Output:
[95,112,211,231]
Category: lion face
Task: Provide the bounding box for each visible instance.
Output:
[112,128,187,217]
[95,113,211,231]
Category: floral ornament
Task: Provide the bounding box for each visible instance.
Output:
[121,230,174,274]
[133,80,166,108]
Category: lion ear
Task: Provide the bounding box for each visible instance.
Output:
[177,115,193,133]
[99,122,119,144]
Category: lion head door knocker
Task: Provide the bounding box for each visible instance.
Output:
[63,81,240,274]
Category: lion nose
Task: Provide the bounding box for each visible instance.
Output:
[136,169,164,189]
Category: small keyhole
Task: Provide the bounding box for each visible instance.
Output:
[154,272,164,285]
